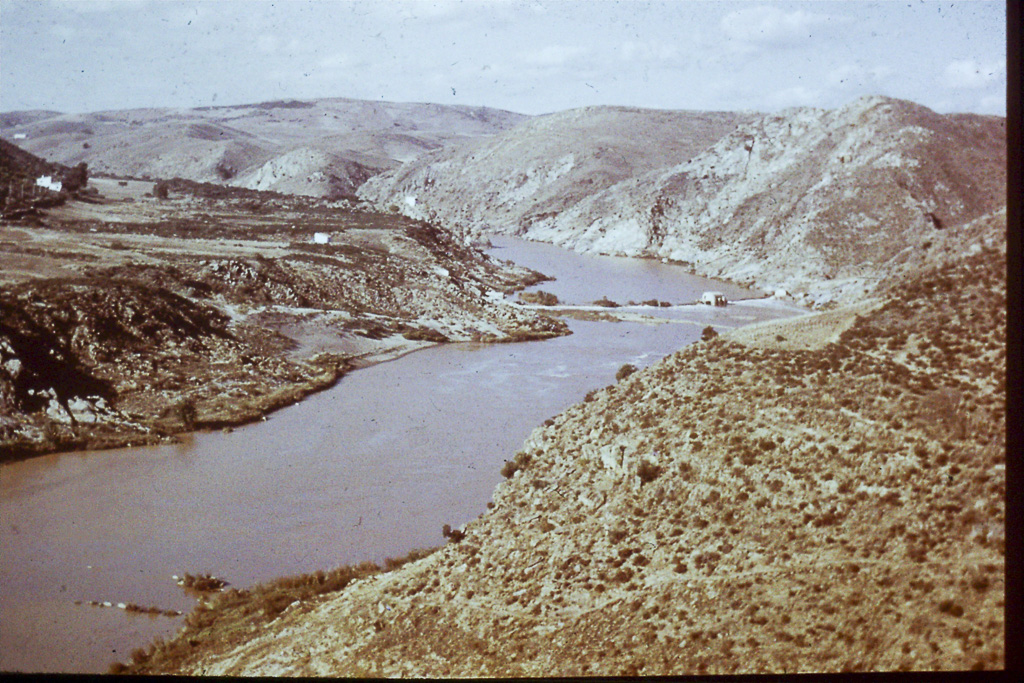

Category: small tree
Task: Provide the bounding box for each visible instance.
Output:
[701,325,718,342]
[62,162,88,193]
[177,398,197,429]
[153,181,170,200]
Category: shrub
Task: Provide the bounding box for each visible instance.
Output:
[519,290,559,306]
[937,599,964,617]
[442,524,465,543]
[177,398,197,429]
[701,326,718,342]
[500,450,532,478]
[616,363,638,381]
[62,162,88,193]
[637,459,663,484]
[153,181,170,199]
[402,327,448,343]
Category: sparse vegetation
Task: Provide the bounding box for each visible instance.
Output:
[616,363,638,381]
[519,290,559,306]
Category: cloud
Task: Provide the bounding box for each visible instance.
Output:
[943,58,1006,89]
[978,94,1005,115]
[317,52,354,70]
[720,5,834,50]
[256,34,279,55]
[520,44,589,67]
[619,40,680,64]
[50,0,152,13]
[761,84,822,109]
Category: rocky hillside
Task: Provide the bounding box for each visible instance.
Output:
[121,227,1005,675]
[361,96,1005,309]
[0,98,527,198]
[0,139,72,215]
[0,180,564,460]
[358,106,754,231]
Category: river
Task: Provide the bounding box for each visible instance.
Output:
[0,237,804,673]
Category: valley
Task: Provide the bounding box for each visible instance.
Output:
[1,177,564,461]
[0,91,1007,675]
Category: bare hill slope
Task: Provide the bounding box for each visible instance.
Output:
[361,96,1005,309]
[0,98,528,198]
[358,105,754,230]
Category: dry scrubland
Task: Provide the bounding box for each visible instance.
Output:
[0,180,563,460]
[361,96,1005,309]
[121,237,1005,675]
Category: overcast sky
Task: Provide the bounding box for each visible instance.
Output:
[0,0,1006,116]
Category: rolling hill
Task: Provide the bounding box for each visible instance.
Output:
[360,95,1005,308]
[0,98,528,199]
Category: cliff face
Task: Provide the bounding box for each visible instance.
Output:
[360,96,1006,308]
[127,229,1005,676]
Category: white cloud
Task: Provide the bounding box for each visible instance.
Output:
[521,44,589,67]
[943,58,1006,89]
[720,5,834,50]
[317,52,354,70]
[256,34,279,55]
[978,94,1005,115]
[762,85,822,110]
[620,40,679,64]
[51,0,151,13]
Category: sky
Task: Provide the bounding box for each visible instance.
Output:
[0,0,1007,116]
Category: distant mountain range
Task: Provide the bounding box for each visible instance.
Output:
[0,98,527,199]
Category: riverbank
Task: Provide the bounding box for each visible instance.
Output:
[1,183,566,462]
[122,243,1005,675]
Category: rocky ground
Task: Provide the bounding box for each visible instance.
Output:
[0,178,565,460]
[119,230,1005,675]
[361,95,1005,310]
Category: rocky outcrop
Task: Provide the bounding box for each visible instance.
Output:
[360,96,1006,309]
[124,236,1005,676]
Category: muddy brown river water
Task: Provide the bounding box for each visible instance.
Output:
[0,237,804,672]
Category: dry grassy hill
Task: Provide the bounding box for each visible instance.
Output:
[0,98,528,199]
[120,224,1005,676]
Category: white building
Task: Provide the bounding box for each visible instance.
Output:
[700,291,727,306]
[35,175,62,192]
